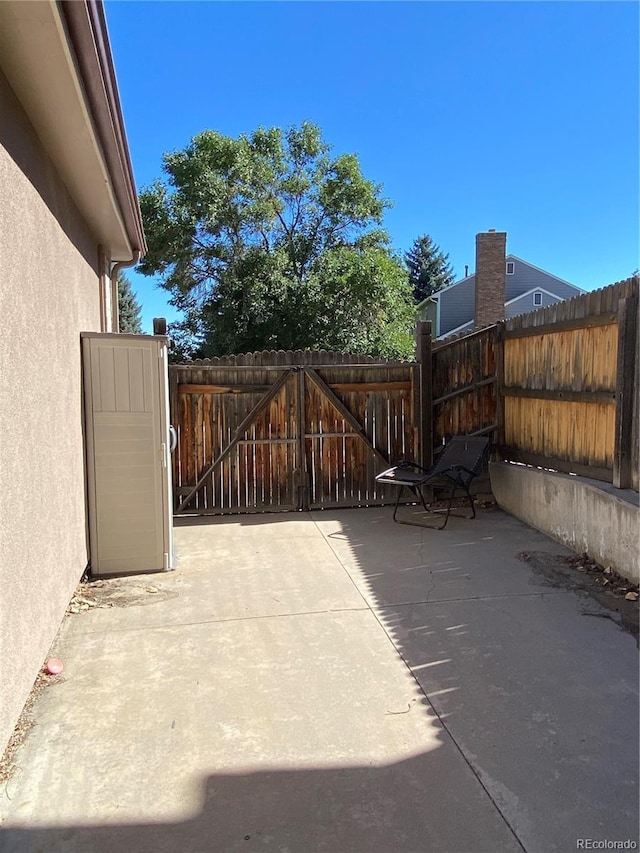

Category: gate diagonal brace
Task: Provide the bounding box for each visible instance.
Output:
[303,367,390,471]
[176,368,295,513]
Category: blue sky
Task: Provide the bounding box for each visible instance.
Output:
[105,0,639,333]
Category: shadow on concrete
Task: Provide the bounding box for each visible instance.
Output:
[309,508,640,852]
[2,747,526,853]
[2,508,638,852]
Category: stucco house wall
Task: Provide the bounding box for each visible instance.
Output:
[0,0,146,757]
[0,67,106,753]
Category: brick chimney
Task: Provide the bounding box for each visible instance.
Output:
[474,229,507,328]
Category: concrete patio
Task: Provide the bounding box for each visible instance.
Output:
[1,507,638,852]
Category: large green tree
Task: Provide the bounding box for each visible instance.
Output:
[138,122,414,359]
[117,272,142,333]
[404,234,454,303]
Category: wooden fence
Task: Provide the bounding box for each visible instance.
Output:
[501,277,638,489]
[432,326,498,446]
[169,277,637,517]
[169,350,420,514]
[428,276,639,491]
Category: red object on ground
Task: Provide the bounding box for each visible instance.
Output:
[45,658,64,675]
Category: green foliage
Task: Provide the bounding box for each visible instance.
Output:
[138,122,414,359]
[117,273,142,334]
[404,234,454,303]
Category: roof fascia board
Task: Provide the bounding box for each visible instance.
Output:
[438,318,474,339]
[0,0,143,259]
[438,256,583,298]
[505,286,563,305]
[60,0,146,255]
[432,273,476,298]
[416,295,437,310]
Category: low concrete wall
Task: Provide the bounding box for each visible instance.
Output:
[490,461,639,584]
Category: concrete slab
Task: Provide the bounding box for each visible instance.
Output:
[311,507,571,608]
[378,594,639,853]
[1,508,637,853]
[63,515,368,636]
[1,609,517,852]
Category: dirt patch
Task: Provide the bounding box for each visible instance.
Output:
[517,550,639,641]
[1,576,178,784]
[0,670,63,786]
[425,492,497,511]
[66,576,179,613]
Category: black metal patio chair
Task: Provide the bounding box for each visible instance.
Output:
[375,436,491,530]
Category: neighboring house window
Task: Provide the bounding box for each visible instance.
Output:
[533,291,543,306]
[506,261,515,275]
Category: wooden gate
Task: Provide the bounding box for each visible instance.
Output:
[170,352,420,514]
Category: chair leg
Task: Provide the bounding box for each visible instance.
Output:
[392,486,429,524]
[391,487,404,523]
[392,485,452,530]
[464,484,476,519]
[389,478,478,529]
[422,480,476,529]
[437,482,458,530]
[440,482,476,526]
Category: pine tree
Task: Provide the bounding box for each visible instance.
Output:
[404,234,454,303]
[117,273,143,333]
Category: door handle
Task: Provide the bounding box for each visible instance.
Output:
[169,425,178,453]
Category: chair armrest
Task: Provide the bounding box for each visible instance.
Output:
[395,459,430,473]
[449,465,477,477]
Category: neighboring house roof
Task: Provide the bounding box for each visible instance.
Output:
[418,254,584,338]
[0,0,146,261]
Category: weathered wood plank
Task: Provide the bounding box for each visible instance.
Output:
[304,368,390,470]
[327,381,411,393]
[433,376,497,406]
[503,387,616,405]
[179,384,271,395]
[613,293,638,488]
[176,369,295,511]
[505,314,616,339]
[416,321,432,469]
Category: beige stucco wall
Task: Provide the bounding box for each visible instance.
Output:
[0,68,103,753]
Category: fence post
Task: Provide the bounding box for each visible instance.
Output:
[613,293,638,488]
[416,321,432,470]
[296,367,310,511]
[495,322,506,456]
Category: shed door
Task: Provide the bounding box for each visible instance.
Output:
[83,335,172,576]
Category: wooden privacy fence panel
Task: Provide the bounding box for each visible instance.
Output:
[503,323,619,479]
[431,326,498,448]
[170,351,419,514]
[427,276,638,491]
[501,277,638,487]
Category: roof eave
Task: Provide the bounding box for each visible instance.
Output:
[60,0,146,258]
[0,0,145,261]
